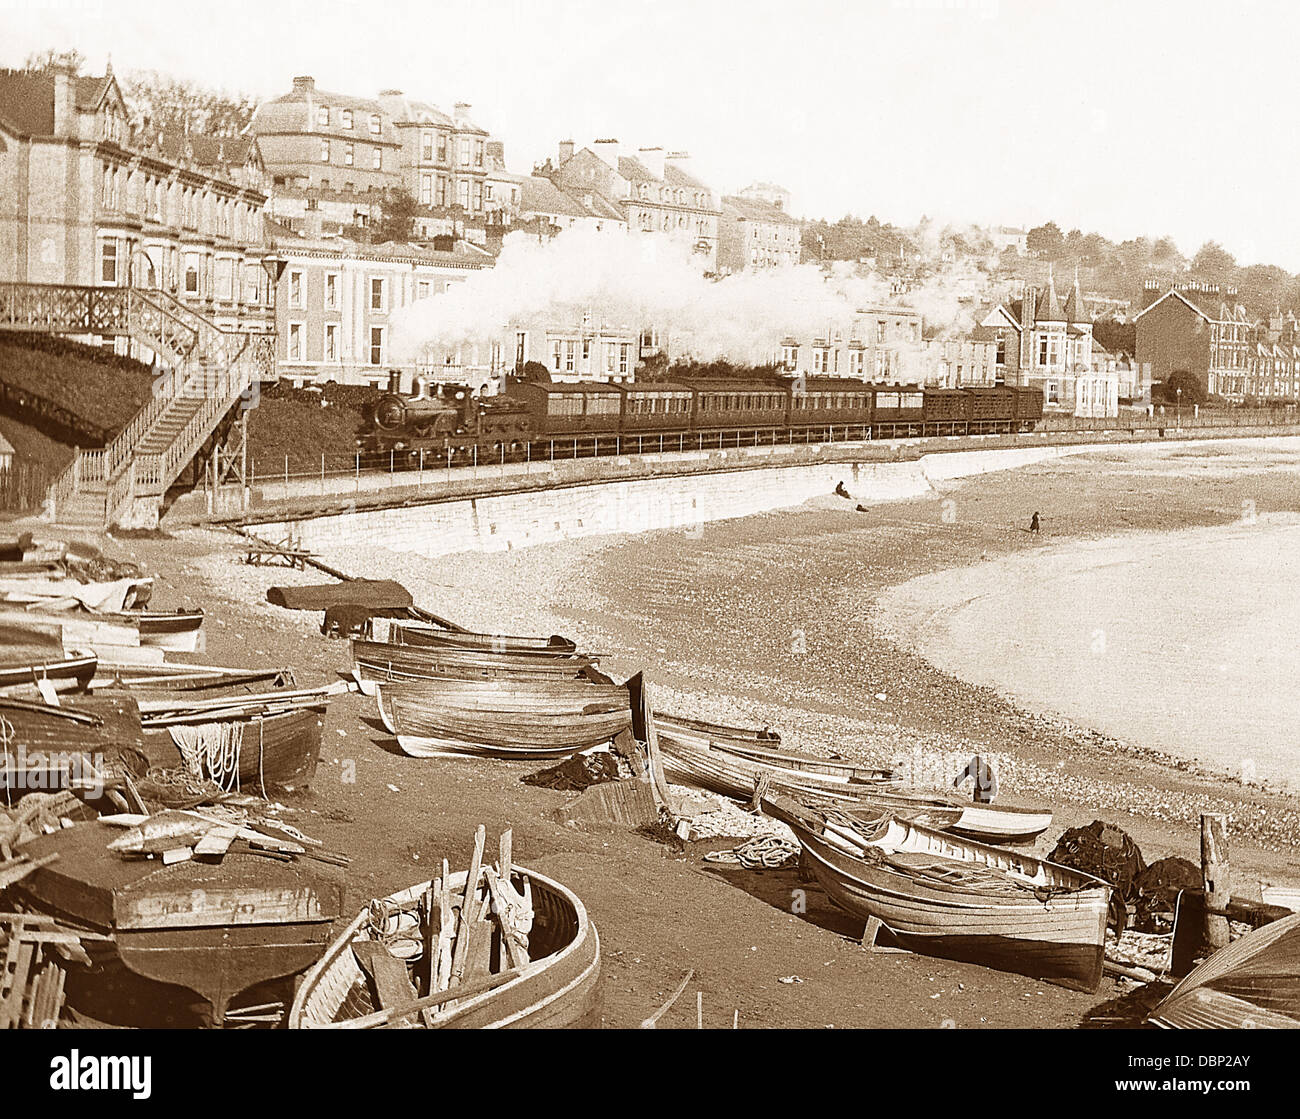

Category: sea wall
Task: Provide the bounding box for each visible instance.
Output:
[251,443,1086,559]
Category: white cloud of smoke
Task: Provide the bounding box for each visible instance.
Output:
[390,226,991,365]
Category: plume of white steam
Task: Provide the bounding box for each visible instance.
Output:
[390,225,989,364]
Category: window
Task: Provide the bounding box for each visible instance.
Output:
[457,180,469,209]
[436,176,447,207]
[471,181,482,211]
[372,147,382,170]
[551,341,563,371]
[421,131,433,161]
[185,263,199,295]
[341,109,353,130]
[516,332,528,367]
[320,140,330,162]
[344,144,354,166]
[288,322,303,361]
[564,340,576,372]
[458,138,470,166]
[606,344,617,373]
[437,132,447,161]
[474,140,484,168]
[317,106,329,126]
[369,326,384,364]
[324,324,338,362]
[368,113,381,135]
[619,344,630,375]
[417,281,430,299]
[849,350,863,376]
[582,340,590,364]
[420,174,433,205]
[876,321,886,342]
[324,272,339,310]
[100,241,118,284]
[370,277,386,312]
[289,270,304,308]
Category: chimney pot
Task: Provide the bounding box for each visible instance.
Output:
[292,76,316,92]
[558,139,574,164]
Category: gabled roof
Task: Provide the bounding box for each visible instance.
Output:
[1134,287,1215,324]
[976,302,1022,332]
[521,175,622,222]
[0,68,119,137]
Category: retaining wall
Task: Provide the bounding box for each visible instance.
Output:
[251,443,1087,559]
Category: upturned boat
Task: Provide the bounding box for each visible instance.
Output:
[1148,913,1300,1029]
[383,620,578,655]
[776,796,1110,991]
[350,639,599,694]
[374,677,631,759]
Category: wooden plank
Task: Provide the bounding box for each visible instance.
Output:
[448,826,486,990]
[352,941,419,1011]
[116,884,329,929]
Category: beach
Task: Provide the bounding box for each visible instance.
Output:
[116,436,1300,1027]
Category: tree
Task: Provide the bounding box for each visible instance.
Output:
[1026,222,1065,260]
[370,189,420,244]
[1192,241,1236,280]
[1156,370,1206,406]
[23,48,85,73]
[120,69,259,137]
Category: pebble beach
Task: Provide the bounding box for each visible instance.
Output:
[122,436,1300,1028]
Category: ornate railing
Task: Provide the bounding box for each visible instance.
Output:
[2,281,275,525]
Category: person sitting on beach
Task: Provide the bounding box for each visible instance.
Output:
[835,481,850,499]
[953,754,998,803]
[1030,511,1041,535]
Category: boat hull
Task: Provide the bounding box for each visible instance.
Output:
[0,653,97,695]
[376,680,631,759]
[142,704,326,794]
[289,865,601,1029]
[787,809,1109,991]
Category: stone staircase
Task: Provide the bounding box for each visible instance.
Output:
[0,283,274,528]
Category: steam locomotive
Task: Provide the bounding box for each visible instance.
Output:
[360,370,1044,461]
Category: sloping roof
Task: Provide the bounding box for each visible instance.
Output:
[722,194,798,226]
[522,175,593,219]
[976,301,1022,332]
[0,69,115,137]
[617,155,656,183]
[1062,273,1087,324]
[664,162,709,191]
[1035,274,1065,322]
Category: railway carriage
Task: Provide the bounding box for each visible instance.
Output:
[511,381,623,438]
[790,377,876,431]
[616,382,696,434]
[870,385,928,435]
[690,379,790,432]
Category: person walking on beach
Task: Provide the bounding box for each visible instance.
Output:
[1029,511,1041,535]
[954,754,998,803]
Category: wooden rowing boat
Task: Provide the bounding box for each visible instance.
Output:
[775,795,1110,991]
[351,639,598,694]
[136,691,334,794]
[92,663,295,695]
[374,678,632,759]
[1148,913,1300,1029]
[656,722,1052,842]
[0,651,98,695]
[385,620,578,655]
[109,609,205,652]
[288,861,600,1028]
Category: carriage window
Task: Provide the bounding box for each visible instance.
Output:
[877,392,900,409]
[902,393,924,409]
[547,395,582,416]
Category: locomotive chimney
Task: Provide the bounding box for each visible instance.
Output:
[412,376,425,400]
[388,369,402,394]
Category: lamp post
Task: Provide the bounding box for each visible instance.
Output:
[1176,386,1182,430]
[260,252,288,374]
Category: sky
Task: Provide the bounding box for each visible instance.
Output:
[3,0,1298,270]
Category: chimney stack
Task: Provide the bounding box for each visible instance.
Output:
[637,146,665,179]
[592,138,621,170]
[292,75,316,92]
[558,139,574,164]
[52,64,75,139]
[453,102,471,125]
[1020,284,1036,373]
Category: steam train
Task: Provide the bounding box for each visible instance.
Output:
[360,370,1044,461]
